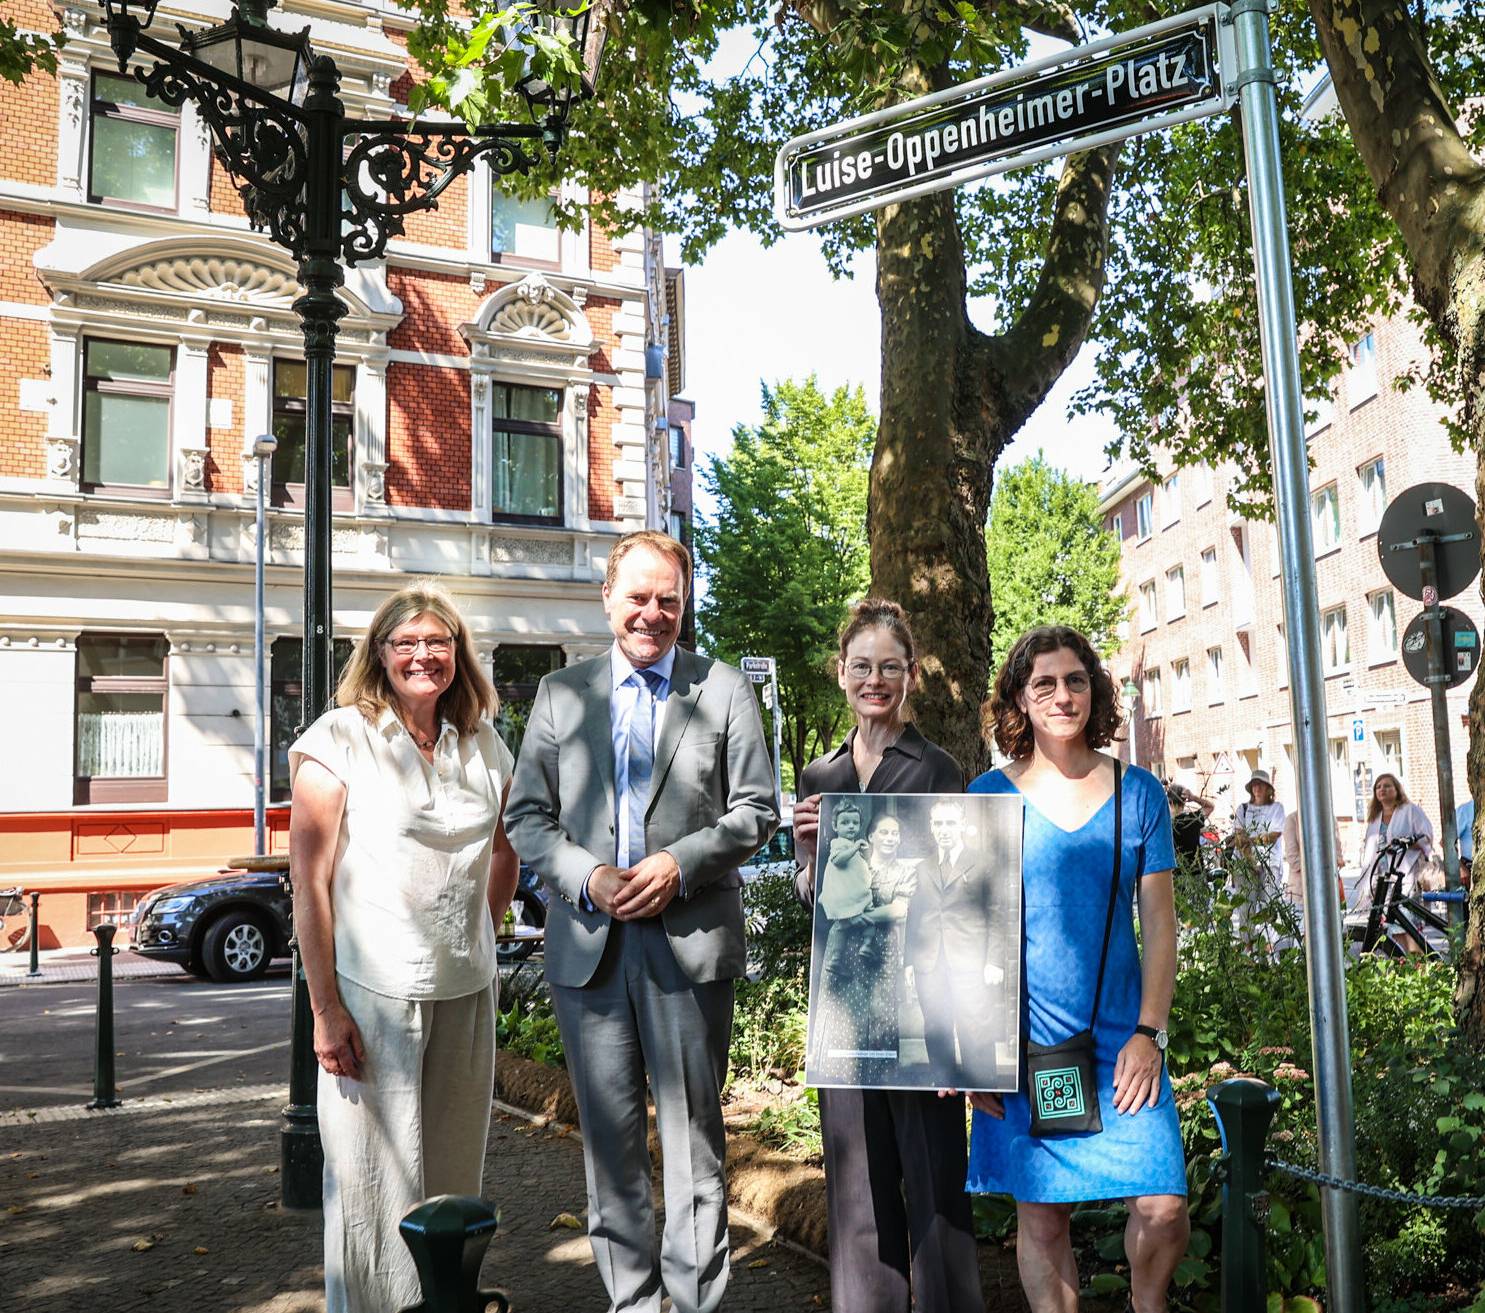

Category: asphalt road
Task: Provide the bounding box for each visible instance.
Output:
[0,966,295,1112]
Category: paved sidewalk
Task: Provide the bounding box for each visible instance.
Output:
[1,945,187,988]
[0,1086,831,1312]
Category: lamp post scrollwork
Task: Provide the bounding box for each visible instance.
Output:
[99,0,609,1210]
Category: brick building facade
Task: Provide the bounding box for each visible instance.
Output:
[0,0,694,946]
[1101,312,1479,865]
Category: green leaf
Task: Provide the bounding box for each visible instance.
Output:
[1173,1256,1211,1287]
[1186,1227,1213,1259]
[1086,1273,1130,1295]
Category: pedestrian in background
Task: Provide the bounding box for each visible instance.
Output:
[290,580,518,1313]
[1232,770,1285,943]
[1357,773,1434,952]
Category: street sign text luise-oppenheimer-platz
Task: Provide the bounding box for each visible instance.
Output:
[775,6,1236,231]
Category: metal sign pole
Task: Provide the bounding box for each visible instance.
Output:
[770,673,784,807]
[1417,539,1464,921]
[1228,1,1363,1306]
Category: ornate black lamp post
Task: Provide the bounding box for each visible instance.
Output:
[100,0,608,1209]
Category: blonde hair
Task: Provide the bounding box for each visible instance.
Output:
[335,580,497,738]
[605,530,691,597]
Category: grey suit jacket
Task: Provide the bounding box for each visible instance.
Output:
[505,646,780,988]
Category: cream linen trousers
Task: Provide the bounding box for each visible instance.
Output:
[319,973,497,1313]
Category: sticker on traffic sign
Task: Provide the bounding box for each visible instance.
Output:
[1401,606,1481,690]
[1423,585,1438,608]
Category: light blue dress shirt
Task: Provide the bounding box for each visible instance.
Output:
[1458,798,1475,865]
[579,644,681,910]
[610,643,676,868]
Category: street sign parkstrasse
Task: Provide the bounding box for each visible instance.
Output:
[774,5,1235,231]
[741,656,776,685]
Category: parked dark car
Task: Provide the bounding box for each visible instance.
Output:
[132,870,292,983]
[499,864,548,964]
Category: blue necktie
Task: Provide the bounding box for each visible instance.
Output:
[626,668,664,867]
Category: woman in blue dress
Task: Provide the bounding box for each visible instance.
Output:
[966,625,1188,1313]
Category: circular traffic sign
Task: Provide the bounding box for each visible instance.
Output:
[1401,605,1481,690]
[1377,482,1479,601]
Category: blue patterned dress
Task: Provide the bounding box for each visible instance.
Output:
[965,763,1187,1202]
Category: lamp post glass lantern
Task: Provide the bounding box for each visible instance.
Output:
[1121,679,1139,769]
[98,0,607,1209]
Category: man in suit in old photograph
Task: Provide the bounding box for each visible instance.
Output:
[904,797,1012,1088]
[505,530,779,1313]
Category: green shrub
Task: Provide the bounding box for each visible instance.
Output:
[497,992,565,1067]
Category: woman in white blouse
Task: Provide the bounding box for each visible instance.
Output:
[290,580,519,1313]
[1232,769,1285,943]
[1357,772,1434,951]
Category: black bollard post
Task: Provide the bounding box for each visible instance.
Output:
[27,891,41,977]
[1207,1077,1280,1313]
[87,922,122,1109]
[397,1195,508,1313]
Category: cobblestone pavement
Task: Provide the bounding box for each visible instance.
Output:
[0,1086,832,1313]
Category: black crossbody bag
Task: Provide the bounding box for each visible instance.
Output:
[1025,761,1122,1138]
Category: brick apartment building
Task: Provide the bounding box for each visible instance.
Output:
[1100,311,1479,865]
[0,0,693,947]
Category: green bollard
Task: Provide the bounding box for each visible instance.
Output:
[1208,1077,1280,1313]
[87,922,122,1109]
[397,1195,508,1313]
[27,891,41,977]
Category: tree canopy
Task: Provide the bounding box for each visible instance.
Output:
[694,377,873,788]
[986,454,1125,662]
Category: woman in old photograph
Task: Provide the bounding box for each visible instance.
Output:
[793,598,981,1313]
[966,624,1187,1313]
[289,580,518,1313]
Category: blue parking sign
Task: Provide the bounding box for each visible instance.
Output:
[1351,717,1366,744]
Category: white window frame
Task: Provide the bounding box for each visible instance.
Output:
[1136,492,1154,541]
[1191,465,1214,507]
[1143,668,1163,717]
[1367,588,1398,665]
[1200,546,1219,607]
[1161,474,1181,527]
[1236,632,1257,698]
[1277,624,1289,688]
[1356,457,1386,536]
[1138,579,1158,632]
[1207,645,1225,704]
[1311,483,1341,555]
[1172,658,1192,713]
[1110,511,1123,541]
[1347,332,1378,407]
[1322,605,1350,675]
[1166,564,1186,619]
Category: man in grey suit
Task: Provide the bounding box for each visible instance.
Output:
[905,798,1011,1089]
[506,530,779,1313]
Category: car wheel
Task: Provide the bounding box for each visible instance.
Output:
[202,912,272,983]
[496,891,543,965]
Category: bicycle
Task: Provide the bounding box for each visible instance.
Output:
[1351,833,1450,959]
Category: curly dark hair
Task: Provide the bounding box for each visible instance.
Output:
[988,625,1125,760]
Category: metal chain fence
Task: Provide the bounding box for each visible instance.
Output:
[1267,1155,1485,1211]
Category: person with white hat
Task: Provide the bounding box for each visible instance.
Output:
[1232,769,1286,944]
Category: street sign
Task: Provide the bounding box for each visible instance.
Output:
[1401,606,1481,690]
[740,655,776,685]
[773,5,1235,231]
[1376,482,1480,602]
[1360,689,1410,706]
[1351,717,1366,744]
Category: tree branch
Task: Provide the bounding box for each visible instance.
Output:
[982,142,1120,430]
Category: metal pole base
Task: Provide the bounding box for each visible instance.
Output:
[280,1112,324,1212]
[87,1096,124,1110]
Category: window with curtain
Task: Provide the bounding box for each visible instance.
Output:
[1172,659,1192,713]
[1166,565,1186,618]
[1311,483,1341,553]
[492,383,562,521]
[1138,580,1158,630]
[75,634,168,803]
[1161,474,1181,526]
[1356,457,1386,534]
[82,339,174,491]
[1143,668,1163,716]
[1200,547,1219,606]
[491,184,559,262]
[1207,647,1225,703]
[1322,606,1350,673]
[1136,492,1153,540]
[89,72,178,209]
[271,361,355,509]
[1368,589,1398,662]
[1347,332,1378,405]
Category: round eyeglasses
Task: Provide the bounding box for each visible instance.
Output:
[844,659,909,681]
[1026,672,1091,702]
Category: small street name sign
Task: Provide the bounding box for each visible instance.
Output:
[741,656,776,686]
[774,5,1234,231]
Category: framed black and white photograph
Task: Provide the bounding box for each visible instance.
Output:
[805,792,1023,1092]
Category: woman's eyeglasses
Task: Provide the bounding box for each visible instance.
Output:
[1027,672,1091,702]
[385,636,454,656]
[844,660,909,681]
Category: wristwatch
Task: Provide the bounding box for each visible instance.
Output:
[1134,1024,1168,1053]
